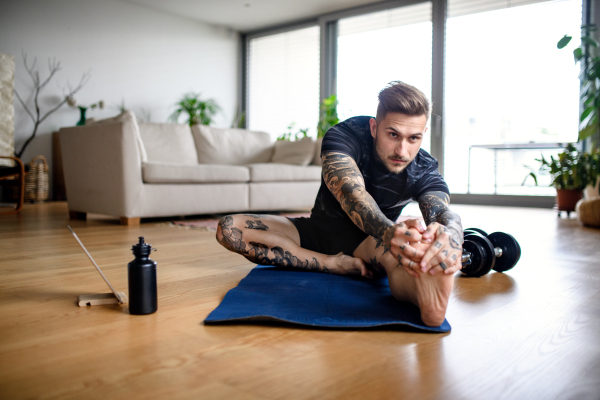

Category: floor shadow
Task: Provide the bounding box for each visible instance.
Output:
[202,319,451,335]
[455,272,516,303]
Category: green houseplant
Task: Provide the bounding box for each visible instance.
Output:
[525,144,600,214]
[317,95,339,138]
[558,25,600,147]
[557,23,600,200]
[526,24,600,214]
[169,92,220,126]
[277,123,309,141]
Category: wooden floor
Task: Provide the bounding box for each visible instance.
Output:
[1,202,599,400]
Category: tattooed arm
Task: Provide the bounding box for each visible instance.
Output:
[322,151,425,261]
[416,191,464,275]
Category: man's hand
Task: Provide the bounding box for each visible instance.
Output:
[418,222,463,275]
[383,219,430,277]
[416,191,464,276]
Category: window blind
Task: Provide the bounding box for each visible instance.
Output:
[247,26,320,140]
[338,2,432,37]
[448,0,550,18]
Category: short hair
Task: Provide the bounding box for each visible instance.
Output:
[376,81,431,121]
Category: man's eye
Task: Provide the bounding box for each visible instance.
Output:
[389,132,398,138]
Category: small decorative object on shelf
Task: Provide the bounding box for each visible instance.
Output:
[66,96,104,126]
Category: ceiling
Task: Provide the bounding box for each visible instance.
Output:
[119,0,384,32]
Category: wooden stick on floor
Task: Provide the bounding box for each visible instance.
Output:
[67,226,126,304]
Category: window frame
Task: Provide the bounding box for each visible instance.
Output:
[241,0,588,208]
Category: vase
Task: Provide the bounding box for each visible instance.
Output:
[556,188,583,217]
[76,107,87,126]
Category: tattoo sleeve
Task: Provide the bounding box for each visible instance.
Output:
[322,152,394,240]
[418,191,464,248]
[217,216,330,273]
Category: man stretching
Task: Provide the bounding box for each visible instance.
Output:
[216,81,463,327]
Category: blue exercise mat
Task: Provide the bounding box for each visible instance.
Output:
[204,265,450,333]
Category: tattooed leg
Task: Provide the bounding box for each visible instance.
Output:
[354,237,455,327]
[216,214,369,276]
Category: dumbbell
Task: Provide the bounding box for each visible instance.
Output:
[460,228,521,277]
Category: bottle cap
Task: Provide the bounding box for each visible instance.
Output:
[132,237,152,256]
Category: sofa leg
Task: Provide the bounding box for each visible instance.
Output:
[120,217,140,226]
[69,211,87,220]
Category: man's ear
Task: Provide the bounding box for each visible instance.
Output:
[369,118,377,139]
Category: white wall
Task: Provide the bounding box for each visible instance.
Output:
[0,0,239,197]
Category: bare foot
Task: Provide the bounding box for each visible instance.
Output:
[386,258,457,327]
[326,253,372,278]
[413,268,454,326]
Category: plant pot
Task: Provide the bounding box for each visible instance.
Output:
[556,188,583,217]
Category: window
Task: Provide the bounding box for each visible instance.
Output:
[336,2,433,152]
[444,0,582,195]
[244,0,585,203]
[247,26,320,140]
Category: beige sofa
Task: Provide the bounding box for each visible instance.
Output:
[60,111,322,225]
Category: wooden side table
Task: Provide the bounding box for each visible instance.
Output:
[467,142,574,194]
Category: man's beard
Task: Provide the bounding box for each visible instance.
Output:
[372,137,410,174]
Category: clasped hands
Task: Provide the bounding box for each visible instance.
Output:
[383,219,463,278]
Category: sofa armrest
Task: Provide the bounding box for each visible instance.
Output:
[60,122,143,217]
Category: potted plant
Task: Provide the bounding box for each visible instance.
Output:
[525,144,599,216]
[169,92,220,126]
[277,123,309,141]
[558,24,600,197]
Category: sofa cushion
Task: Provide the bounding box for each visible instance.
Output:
[271,137,316,166]
[248,163,322,182]
[311,137,323,166]
[192,125,273,165]
[86,110,148,162]
[142,162,249,183]
[139,123,198,165]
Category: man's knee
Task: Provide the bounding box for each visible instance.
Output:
[216,214,245,250]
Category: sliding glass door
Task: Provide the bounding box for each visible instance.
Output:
[244,0,585,204]
[444,0,582,195]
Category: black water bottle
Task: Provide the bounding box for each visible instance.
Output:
[128,237,157,315]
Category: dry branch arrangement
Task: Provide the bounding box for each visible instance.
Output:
[13,52,89,159]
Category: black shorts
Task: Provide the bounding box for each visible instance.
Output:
[288,215,369,256]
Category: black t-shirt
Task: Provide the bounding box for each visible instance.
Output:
[312,115,449,227]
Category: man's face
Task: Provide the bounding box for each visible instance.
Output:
[369,112,427,174]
